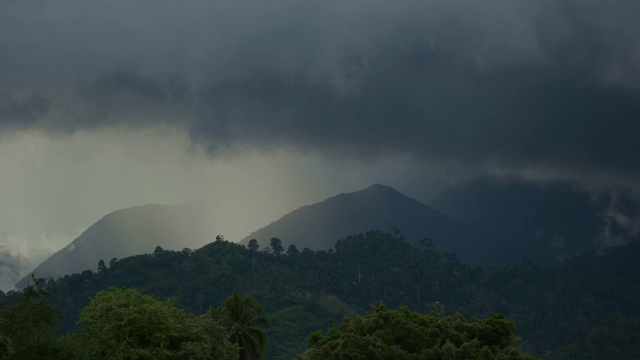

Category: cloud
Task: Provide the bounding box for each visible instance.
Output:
[1,0,640,186]
[0,91,51,131]
[0,232,72,291]
[595,189,640,248]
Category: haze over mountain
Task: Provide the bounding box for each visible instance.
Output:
[2,2,640,358]
[0,231,70,292]
[241,184,492,263]
[431,178,640,264]
[18,180,639,291]
[2,1,640,280]
[17,184,491,290]
[0,242,31,292]
[16,203,216,289]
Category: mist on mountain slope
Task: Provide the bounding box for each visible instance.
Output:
[16,177,640,291]
[431,177,640,263]
[14,203,220,289]
[2,1,640,291]
[0,232,72,291]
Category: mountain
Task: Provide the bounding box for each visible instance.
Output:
[430,178,640,264]
[16,203,215,289]
[240,184,492,263]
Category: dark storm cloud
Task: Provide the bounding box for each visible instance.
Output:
[0,91,52,130]
[75,70,190,129]
[1,0,640,181]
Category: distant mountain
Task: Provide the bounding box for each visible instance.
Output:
[240,184,492,263]
[430,178,640,264]
[16,203,216,289]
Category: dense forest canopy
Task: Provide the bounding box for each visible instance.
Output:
[297,304,538,360]
[1,230,639,359]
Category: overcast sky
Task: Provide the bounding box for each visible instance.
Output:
[2,0,640,289]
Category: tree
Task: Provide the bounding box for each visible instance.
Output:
[247,239,261,271]
[0,276,62,360]
[70,287,238,360]
[97,259,107,273]
[390,226,402,238]
[215,291,270,360]
[247,239,259,253]
[297,304,538,360]
[270,238,284,256]
[0,317,11,360]
[286,244,300,256]
[418,237,436,252]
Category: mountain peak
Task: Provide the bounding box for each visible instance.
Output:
[241,184,486,263]
[357,183,399,193]
[16,202,215,289]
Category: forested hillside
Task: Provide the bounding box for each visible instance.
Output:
[2,231,639,359]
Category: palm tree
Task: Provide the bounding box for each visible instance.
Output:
[220,291,270,360]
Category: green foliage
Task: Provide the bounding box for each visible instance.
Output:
[247,239,259,252]
[270,238,284,256]
[67,287,238,360]
[0,311,14,360]
[4,231,638,359]
[0,276,62,360]
[97,260,107,273]
[286,244,300,256]
[297,304,538,360]
[213,291,270,360]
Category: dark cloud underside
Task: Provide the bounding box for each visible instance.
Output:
[1,0,640,182]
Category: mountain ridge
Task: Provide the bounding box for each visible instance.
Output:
[240,183,492,263]
[430,178,640,264]
[16,202,216,289]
